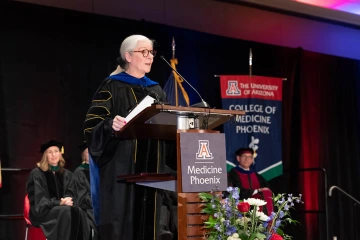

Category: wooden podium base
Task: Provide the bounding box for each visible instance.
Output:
[178,193,209,239]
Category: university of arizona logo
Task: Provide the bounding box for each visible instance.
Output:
[196,140,213,159]
[226,81,241,95]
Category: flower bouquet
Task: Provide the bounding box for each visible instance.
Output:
[199,187,303,240]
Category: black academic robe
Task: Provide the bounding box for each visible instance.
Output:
[26,167,90,240]
[84,78,172,239]
[228,167,273,215]
[73,164,98,238]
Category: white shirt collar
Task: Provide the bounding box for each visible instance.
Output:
[238,165,250,171]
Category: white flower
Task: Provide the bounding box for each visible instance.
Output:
[244,198,267,206]
[236,217,250,225]
[221,218,225,222]
[258,211,269,221]
[229,235,242,240]
[235,217,251,226]
[232,233,239,238]
[250,210,269,221]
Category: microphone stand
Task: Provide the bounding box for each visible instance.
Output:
[329,186,360,239]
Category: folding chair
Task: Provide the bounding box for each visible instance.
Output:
[24,194,46,240]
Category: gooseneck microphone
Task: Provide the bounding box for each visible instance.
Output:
[160,56,210,108]
[146,87,170,105]
[148,90,160,102]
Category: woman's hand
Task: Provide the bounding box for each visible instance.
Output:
[112,115,127,131]
[60,197,73,206]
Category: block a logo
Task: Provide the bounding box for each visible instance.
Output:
[226,81,241,96]
[196,140,214,159]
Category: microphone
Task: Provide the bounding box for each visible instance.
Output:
[148,90,160,102]
[145,87,170,105]
[160,56,210,108]
[328,186,336,197]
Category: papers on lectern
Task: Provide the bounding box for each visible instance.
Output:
[125,95,156,122]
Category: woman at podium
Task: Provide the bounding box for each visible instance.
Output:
[84,35,172,239]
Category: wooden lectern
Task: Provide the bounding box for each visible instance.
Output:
[116,104,244,240]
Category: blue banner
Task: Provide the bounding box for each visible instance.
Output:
[220,75,283,180]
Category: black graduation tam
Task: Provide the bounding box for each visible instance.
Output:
[235,147,254,156]
[40,140,64,153]
[78,141,88,153]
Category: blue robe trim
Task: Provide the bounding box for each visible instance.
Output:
[108,72,159,87]
[89,154,100,225]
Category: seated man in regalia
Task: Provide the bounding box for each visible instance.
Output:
[227,148,273,215]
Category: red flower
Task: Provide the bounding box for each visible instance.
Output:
[269,233,283,240]
[237,202,250,212]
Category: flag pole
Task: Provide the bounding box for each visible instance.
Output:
[249,48,252,77]
[172,37,179,106]
[215,48,287,80]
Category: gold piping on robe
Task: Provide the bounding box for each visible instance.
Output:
[86,106,110,116]
[153,141,161,239]
[92,90,112,102]
[132,87,138,164]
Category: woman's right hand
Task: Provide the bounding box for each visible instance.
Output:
[112,115,127,131]
[60,197,73,206]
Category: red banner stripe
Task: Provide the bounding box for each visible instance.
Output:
[220,75,283,101]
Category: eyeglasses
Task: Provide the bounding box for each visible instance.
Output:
[240,155,253,160]
[132,49,157,57]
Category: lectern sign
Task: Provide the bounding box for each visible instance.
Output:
[180,132,227,192]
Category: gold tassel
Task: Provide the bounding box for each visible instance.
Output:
[170,59,190,106]
[61,146,64,154]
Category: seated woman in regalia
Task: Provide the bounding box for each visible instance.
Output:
[26,140,90,240]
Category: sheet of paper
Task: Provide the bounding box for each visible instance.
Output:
[125,95,156,122]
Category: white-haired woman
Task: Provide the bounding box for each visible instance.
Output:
[26,140,90,240]
[84,35,172,239]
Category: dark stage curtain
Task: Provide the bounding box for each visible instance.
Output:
[1,1,360,239]
[296,50,360,239]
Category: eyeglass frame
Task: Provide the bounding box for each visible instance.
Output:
[240,154,254,160]
[131,49,157,57]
